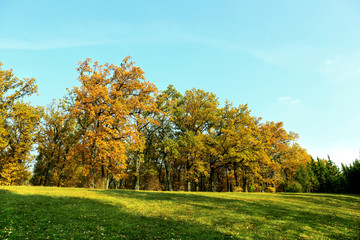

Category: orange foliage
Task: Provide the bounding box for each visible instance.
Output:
[70,57,157,188]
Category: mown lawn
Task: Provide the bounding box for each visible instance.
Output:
[0,186,359,239]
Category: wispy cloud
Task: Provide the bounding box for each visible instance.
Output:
[0,38,113,50]
[318,52,360,84]
[326,59,336,65]
[0,20,186,50]
[278,96,292,102]
[277,96,301,105]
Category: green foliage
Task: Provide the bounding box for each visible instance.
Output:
[285,181,303,193]
[341,159,360,194]
[31,98,77,187]
[295,164,317,192]
[291,156,360,194]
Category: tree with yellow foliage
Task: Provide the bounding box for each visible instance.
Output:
[71,57,157,188]
[215,102,263,192]
[0,62,41,185]
[260,121,297,192]
[172,88,219,191]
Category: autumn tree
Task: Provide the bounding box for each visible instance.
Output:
[32,96,78,187]
[212,102,264,192]
[140,85,182,191]
[70,57,157,189]
[260,121,297,192]
[281,143,311,192]
[172,88,219,191]
[0,62,41,185]
[127,91,159,190]
[0,57,320,192]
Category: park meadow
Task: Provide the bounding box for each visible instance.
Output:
[1,186,360,239]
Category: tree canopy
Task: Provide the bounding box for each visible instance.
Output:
[0,58,358,193]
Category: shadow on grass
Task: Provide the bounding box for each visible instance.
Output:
[97,190,360,239]
[0,189,234,240]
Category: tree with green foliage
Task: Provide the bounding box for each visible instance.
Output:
[341,159,360,194]
[142,85,182,191]
[31,97,78,187]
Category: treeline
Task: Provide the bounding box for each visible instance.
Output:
[0,58,359,193]
[291,157,360,194]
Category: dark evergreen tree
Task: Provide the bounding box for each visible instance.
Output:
[342,159,360,194]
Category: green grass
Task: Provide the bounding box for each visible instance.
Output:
[0,187,359,239]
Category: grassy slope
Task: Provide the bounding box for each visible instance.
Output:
[0,187,359,239]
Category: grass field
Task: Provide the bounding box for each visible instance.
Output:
[0,187,359,239]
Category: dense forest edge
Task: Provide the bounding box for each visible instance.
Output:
[0,58,359,193]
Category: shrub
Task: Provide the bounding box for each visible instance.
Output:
[233,186,243,192]
[286,181,303,192]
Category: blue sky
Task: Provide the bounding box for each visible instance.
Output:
[1,0,359,166]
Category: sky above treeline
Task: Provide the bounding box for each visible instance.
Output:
[1,0,359,166]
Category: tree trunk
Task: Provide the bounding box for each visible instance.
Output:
[89,168,95,189]
[57,164,65,187]
[158,162,163,189]
[106,175,111,190]
[44,157,54,186]
[186,180,191,192]
[273,181,276,193]
[245,182,248,192]
[234,168,239,188]
[200,174,204,191]
[186,159,191,192]
[210,166,216,192]
[243,173,248,193]
[177,166,182,191]
[164,157,173,191]
[226,169,231,192]
[89,143,97,189]
[134,156,140,190]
